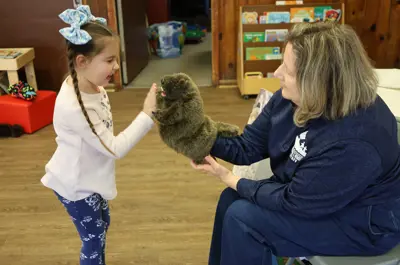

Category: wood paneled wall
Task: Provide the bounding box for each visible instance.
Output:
[387,3,400,68]
[345,0,399,68]
[215,0,400,84]
[0,0,73,90]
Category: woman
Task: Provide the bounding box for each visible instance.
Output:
[192,23,400,265]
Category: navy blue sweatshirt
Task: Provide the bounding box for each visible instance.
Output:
[211,90,400,219]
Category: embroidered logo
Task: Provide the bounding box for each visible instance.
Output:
[290,131,308,163]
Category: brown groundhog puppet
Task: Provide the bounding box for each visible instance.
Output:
[153,73,240,164]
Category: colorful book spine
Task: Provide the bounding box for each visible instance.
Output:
[244,32,266,42]
[265,29,288,42]
[246,47,281,60]
[267,12,291,24]
[275,0,303,5]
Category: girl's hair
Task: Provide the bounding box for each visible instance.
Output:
[66,21,118,155]
[286,22,378,127]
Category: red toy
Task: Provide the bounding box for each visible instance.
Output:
[0,90,56,134]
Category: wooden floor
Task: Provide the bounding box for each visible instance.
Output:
[0,87,254,265]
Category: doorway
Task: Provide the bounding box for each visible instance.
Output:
[125,0,213,88]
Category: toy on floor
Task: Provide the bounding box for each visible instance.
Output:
[153,73,240,164]
[148,21,186,58]
[8,81,37,101]
[185,24,206,42]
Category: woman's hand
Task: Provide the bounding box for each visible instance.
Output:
[191,155,242,190]
[143,83,157,117]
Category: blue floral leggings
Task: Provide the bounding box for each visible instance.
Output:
[56,192,110,265]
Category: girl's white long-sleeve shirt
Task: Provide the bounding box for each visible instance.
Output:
[41,78,154,201]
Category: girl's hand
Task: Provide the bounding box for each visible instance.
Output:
[190,155,241,190]
[143,83,157,117]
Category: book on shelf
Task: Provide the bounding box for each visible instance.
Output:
[275,0,303,5]
[246,47,282,60]
[265,54,283,60]
[324,9,341,22]
[314,6,332,22]
[242,12,259,24]
[242,6,342,25]
[289,7,341,22]
[265,29,288,42]
[243,30,288,43]
[290,7,314,22]
[244,32,265,43]
[265,12,291,24]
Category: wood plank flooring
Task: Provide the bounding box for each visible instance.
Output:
[0,87,254,265]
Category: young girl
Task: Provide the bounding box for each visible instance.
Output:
[41,5,157,265]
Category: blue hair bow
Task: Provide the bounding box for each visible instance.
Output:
[59,5,107,45]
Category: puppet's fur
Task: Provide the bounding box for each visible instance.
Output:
[153,73,240,164]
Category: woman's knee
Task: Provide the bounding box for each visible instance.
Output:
[222,200,270,245]
[224,199,258,225]
[218,188,240,205]
[216,188,241,215]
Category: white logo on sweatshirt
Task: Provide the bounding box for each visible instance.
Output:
[290,131,308,163]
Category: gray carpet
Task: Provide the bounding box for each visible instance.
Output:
[127,33,212,89]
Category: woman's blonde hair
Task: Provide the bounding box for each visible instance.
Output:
[286,22,378,127]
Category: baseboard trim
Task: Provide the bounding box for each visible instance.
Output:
[218,79,237,89]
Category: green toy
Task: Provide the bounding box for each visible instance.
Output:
[185,24,205,41]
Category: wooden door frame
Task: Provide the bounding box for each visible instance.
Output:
[82,0,123,91]
[105,0,122,91]
[211,0,220,87]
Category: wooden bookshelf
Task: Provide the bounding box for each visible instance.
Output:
[237,2,345,99]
